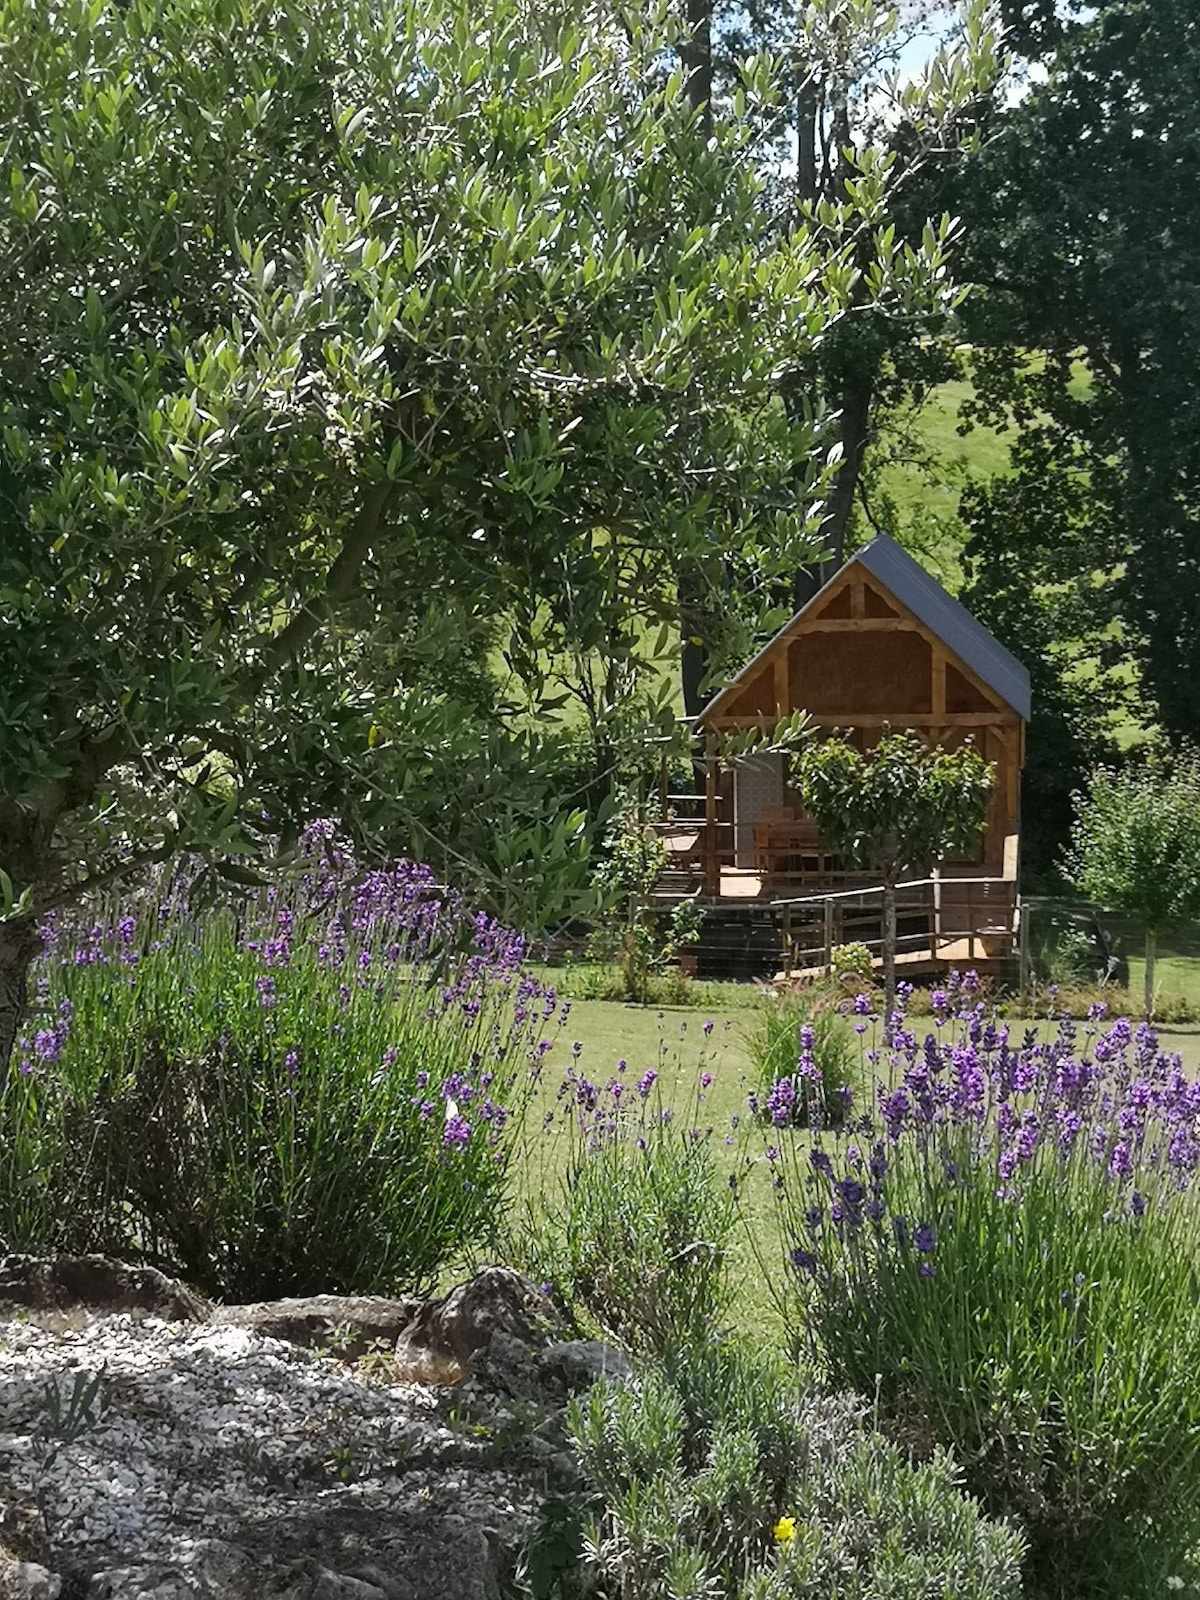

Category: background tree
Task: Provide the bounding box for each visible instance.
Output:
[664,0,1007,712]
[793,730,993,1022]
[1065,754,1200,1019]
[957,0,1200,803]
[719,0,1007,577]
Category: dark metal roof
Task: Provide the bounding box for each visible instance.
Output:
[698,534,1032,723]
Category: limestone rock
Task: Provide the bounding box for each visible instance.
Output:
[0,1256,207,1322]
[0,1557,63,1599]
[393,1267,555,1372]
[215,1296,421,1360]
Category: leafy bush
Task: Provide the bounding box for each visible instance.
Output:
[830,942,874,984]
[772,978,1200,1598]
[1034,924,1102,987]
[3,838,556,1299]
[518,1060,737,1356]
[747,993,857,1128]
[567,1349,1023,1600]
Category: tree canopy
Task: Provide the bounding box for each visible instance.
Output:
[960,0,1200,745]
[1066,753,1200,1016]
[793,729,993,1019]
[0,0,970,1061]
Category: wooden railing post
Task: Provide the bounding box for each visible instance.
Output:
[704,734,719,898]
[823,897,834,977]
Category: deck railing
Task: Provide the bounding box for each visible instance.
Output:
[768,875,1019,979]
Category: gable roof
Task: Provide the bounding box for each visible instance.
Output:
[697,534,1032,725]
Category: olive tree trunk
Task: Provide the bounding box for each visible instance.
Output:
[0,919,42,1075]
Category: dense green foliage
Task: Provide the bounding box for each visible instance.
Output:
[1066,753,1200,1015]
[793,732,993,1016]
[955,0,1200,875]
[567,1346,1023,1600]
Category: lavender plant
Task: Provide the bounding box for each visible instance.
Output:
[568,1356,1022,1600]
[0,829,560,1299]
[517,1035,738,1356]
[767,974,1200,1598]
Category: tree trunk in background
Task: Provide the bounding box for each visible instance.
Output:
[1144,925,1157,1020]
[0,918,42,1075]
[796,84,818,202]
[821,361,874,570]
[677,0,713,720]
[882,877,898,1035]
[682,0,712,134]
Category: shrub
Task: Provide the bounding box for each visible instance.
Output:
[830,942,874,984]
[3,839,556,1299]
[747,992,857,1128]
[519,1061,738,1355]
[771,977,1200,1598]
[567,1350,1022,1600]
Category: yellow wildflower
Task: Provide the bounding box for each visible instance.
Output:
[773,1515,797,1545]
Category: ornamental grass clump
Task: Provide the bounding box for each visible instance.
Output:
[747,991,857,1129]
[771,974,1200,1599]
[1,829,559,1300]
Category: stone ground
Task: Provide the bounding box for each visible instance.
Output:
[0,1263,623,1600]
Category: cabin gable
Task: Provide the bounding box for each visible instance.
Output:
[699,556,1012,731]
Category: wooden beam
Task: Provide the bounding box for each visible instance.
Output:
[704,738,720,897]
[799,617,919,633]
[850,580,865,618]
[1004,724,1020,821]
[931,646,946,719]
[773,649,789,716]
[707,712,1022,731]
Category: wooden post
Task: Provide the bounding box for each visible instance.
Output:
[823,897,834,977]
[774,650,789,719]
[1017,895,1030,1002]
[932,866,942,954]
[931,646,946,721]
[782,903,793,977]
[704,734,719,898]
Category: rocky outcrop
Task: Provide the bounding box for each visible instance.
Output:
[0,1263,629,1600]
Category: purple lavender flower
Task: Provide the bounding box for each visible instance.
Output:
[443,1114,471,1148]
[765,1077,796,1127]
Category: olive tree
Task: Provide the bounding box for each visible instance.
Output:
[1066,754,1200,1018]
[794,730,994,1023]
[0,0,966,1068]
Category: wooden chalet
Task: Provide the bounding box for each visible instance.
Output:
[658,536,1031,978]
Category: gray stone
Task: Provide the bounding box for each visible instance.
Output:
[0,1558,63,1599]
[393,1267,554,1372]
[0,1255,207,1323]
[88,1538,260,1597]
[215,1296,421,1360]
[539,1340,632,1392]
